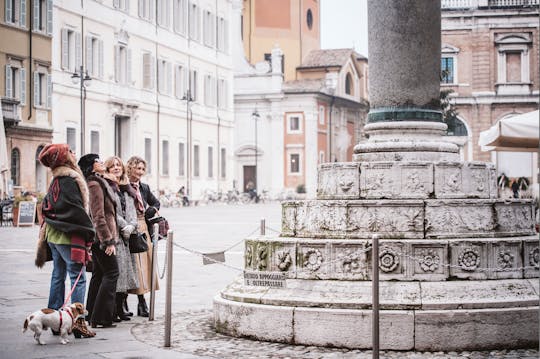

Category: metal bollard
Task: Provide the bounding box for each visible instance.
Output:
[149,223,159,321]
[372,234,380,359]
[260,218,265,235]
[164,230,173,347]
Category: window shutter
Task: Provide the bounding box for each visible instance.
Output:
[20,68,26,105]
[157,0,161,25]
[20,0,27,27]
[173,0,178,32]
[33,0,40,30]
[5,65,12,98]
[34,71,39,106]
[149,0,154,21]
[166,62,172,95]
[138,0,143,17]
[5,0,12,23]
[175,65,180,97]
[98,40,104,78]
[143,53,149,88]
[114,45,120,82]
[113,0,120,8]
[61,28,68,70]
[126,48,132,85]
[46,0,53,34]
[47,74,52,109]
[75,32,82,69]
[125,0,129,12]
[86,36,93,75]
[150,55,155,89]
[157,60,162,93]
[224,20,228,53]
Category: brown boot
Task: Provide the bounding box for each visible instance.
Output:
[72,318,96,338]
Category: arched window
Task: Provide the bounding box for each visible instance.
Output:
[11,148,20,186]
[445,117,468,136]
[345,73,353,95]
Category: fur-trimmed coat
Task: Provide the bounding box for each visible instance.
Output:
[87,174,119,250]
[36,165,95,268]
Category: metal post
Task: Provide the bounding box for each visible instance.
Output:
[372,234,380,359]
[260,218,265,236]
[149,223,159,321]
[164,230,173,347]
[79,65,85,155]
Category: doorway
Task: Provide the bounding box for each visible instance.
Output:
[243,165,255,192]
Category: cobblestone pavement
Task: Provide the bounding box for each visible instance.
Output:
[132,309,539,359]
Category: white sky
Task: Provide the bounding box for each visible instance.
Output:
[320,0,369,57]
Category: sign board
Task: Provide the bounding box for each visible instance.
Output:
[17,201,36,227]
[244,271,287,288]
[202,251,226,265]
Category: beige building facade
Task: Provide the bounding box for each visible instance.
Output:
[1,0,54,194]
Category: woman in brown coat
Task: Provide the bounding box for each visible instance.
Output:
[78,154,120,328]
[126,156,159,317]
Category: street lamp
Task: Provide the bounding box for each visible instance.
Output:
[252,110,260,192]
[182,89,193,197]
[71,66,92,155]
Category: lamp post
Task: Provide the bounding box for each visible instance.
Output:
[182,89,193,197]
[71,66,92,155]
[252,110,260,192]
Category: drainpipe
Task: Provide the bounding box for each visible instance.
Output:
[27,1,33,121]
[155,5,161,190]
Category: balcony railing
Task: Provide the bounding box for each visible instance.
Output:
[442,0,539,8]
[1,98,21,127]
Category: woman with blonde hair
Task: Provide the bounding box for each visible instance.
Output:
[125,156,160,317]
[104,156,139,321]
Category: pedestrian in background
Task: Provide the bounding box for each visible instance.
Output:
[36,144,96,338]
[79,154,120,328]
[105,156,139,321]
[126,156,160,317]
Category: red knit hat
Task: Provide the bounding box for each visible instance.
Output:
[38,143,71,169]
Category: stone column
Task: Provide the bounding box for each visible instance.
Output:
[354,0,459,162]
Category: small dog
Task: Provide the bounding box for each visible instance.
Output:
[23,302,87,345]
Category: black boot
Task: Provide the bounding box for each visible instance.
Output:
[112,298,121,323]
[123,293,133,317]
[137,295,149,317]
[116,293,131,321]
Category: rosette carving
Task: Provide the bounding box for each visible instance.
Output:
[458,248,480,271]
[379,247,399,273]
[303,249,323,271]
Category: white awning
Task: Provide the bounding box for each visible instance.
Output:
[479,110,539,152]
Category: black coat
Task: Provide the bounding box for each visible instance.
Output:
[139,182,160,210]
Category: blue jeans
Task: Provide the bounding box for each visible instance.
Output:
[47,242,86,310]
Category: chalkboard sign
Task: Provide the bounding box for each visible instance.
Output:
[17,201,36,227]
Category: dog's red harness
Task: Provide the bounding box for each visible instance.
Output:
[57,308,74,332]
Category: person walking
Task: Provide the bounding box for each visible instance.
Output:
[126,156,160,317]
[104,156,139,321]
[78,154,120,328]
[36,143,96,338]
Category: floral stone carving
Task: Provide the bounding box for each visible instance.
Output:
[529,248,539,269]
[277,250,292,271]
[379,247,399,273]
[418,249,440,272]
[257,245,268,270]
[458,248,480,271]
[339,249,367,277]
[497,250,514,270]
[303,249,324,271]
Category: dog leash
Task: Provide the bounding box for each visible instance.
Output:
[60,267,84,309]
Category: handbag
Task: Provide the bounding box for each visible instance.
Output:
[129,232,148,253]
[144,206,169,240]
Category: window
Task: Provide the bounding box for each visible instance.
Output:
[66,127,77,152]
[162,140,169,176]
[290,153,300,174]
[495,33,532,94]
[204,74,216,106]
[10,148,20,186]
[220,148,226,178]
[193,144,199,177]
[157,0,170,27]
[188,2,200,41]
[142,52,155,89]
[5,0,26,28]
[178,142,185,176]
[287,115,301,133]
[173,0,186,35]
[175,64,187,98]
[207,146,213,178]
[189,69,198,101]
[138,0,154,21]
[158,59,172,95]
[33,0,52,34]
[306,9,313,30]
[345,73,353,95]
[114,44,131,85]
[203,10,215,47]
[319,106,325,125]
[217,16,228,52]
[144,138,152,173]
[33,69,51,109]
[113,0,129,12]
[217,78,227,109]
[61,28,82,72]
[90,131,100,153]
[4,61,26,105]
[86,36,104,78]
[441,57,455,84]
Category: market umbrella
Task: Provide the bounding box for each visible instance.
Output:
[479,110,539,152]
